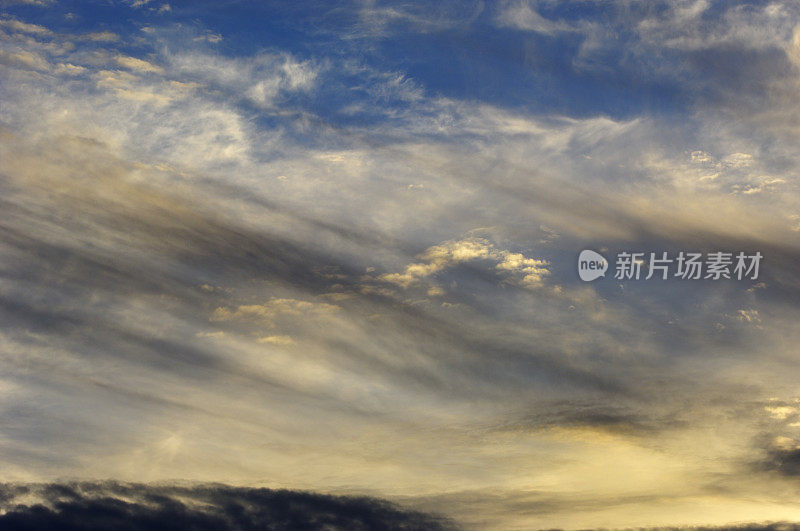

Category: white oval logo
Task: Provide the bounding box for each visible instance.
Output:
[578,250,608,281]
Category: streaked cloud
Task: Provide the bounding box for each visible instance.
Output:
[2,1,800,528]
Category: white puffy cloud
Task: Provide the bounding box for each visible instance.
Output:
[380,237,549,289]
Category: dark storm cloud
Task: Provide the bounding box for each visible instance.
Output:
[763,446,800,477]
[0,482,456,530]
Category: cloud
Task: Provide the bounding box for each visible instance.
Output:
[165,49,318,109]
[3,3,800,528]
[755,433,800,478]
[115,54,164,74]
[211,298,341,329]
[1,0,54,5]
[635,1,799,51]
[495,1,572,35]
[379,237,549,289]
[353,0,483,38]
[257,335,295,345]
[94,69,176,105]
[80,31,120,43]
[0,17,52,35]
[0,482,455,530]
[0,48,48,70]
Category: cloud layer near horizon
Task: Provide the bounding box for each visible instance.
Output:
[0,482,455,530]
[3,1,800,529]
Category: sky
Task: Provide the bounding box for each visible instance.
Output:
[2,0,800,529]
